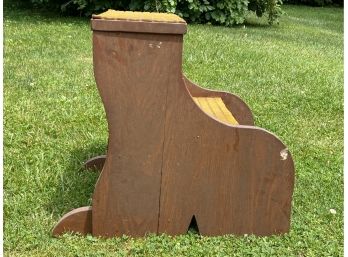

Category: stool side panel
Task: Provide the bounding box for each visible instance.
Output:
[158,77,294,236]
[91,31,184,237]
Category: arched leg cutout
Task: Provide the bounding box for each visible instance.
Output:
[52,206,92,236]
[187,215,199,235]
[83,155,106,171]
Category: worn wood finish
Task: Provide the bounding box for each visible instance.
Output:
[55,13,294,238]
[91,31,184,237]
[82,79,248,172]
[184,77,254,126]
[92,19,187,34]
[83,155,107,170]
[53,206,92,236]
[158,77,294,236]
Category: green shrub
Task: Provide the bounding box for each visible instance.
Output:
[28,0,283,25]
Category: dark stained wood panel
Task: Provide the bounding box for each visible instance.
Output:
[53,207,92,236]
[54,16,294,238]
[158,77,294,236]
[91,31,184,237]
[83,155,107,170]
[92,19,187,34]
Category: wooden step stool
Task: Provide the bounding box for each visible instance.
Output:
[53,10,295,238]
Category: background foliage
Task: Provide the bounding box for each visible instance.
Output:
[23,0,283,25]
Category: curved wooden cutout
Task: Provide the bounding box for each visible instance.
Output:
[83,155,106,171]
[91,31,180,237]
[52,206,92,236]
[157,77,294,236]
[184,76,254,126]
[55,18,294,238]
[90,28,294,237]
[81,76,251,173]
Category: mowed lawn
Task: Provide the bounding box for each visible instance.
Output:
[4,5,343,257]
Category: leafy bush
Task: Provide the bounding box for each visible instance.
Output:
[28,0,283,25]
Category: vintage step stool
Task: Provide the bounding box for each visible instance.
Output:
[53,10,295,238]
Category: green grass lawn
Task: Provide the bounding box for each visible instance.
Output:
[4,5,343,257]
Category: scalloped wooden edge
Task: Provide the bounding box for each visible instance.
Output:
[83,155,106,171]
[52,206,92,236]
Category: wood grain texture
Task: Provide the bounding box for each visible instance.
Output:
[56,19,294,238]
[83,155,107,170]
[91,19,187,34]
[81,87,245,172]
[52,206,92,236]
[91,31,184,237]
[184,77,254,126]
[193,97,239,125]
[158,77,294,236]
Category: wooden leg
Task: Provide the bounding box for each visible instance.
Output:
[52,206,92,236]
[83,155,106,171]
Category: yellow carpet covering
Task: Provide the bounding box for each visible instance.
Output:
[92,9,186,23]
[193,97,239,125]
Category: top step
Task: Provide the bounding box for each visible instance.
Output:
[93,10,186,23]
[91,9,187,34]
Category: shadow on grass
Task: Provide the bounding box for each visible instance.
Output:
[46,142,106,220]
[243,21,270,28]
